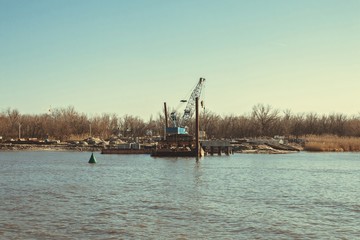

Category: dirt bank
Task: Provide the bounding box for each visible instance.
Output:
[0,143,102,152]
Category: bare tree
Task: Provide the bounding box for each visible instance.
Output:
[251,104,280,137]
[2,105,360,142]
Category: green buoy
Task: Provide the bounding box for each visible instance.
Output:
[88,153,97,164]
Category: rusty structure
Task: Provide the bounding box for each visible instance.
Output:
[151,77,205,158]
[151,98,203,158]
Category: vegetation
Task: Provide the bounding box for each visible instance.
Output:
[1,104,360,152]
[304,135,360,152]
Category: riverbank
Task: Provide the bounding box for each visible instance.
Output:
[240,146,300,154]
[232,138,302,154]
[0,143,102,152]
[0,142,301,154]
[3,135,360,153]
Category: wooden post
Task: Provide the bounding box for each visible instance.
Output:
[164,102,168,128]
[195,97,200,159]
[225,147,230,156]
[163,102,168,140]
[18,123,21,140]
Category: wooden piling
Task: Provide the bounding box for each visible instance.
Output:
[195,97,200,159]
[164,102,168,128]
[225,146,230,156]
[210,146,214,156]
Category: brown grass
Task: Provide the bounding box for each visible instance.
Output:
[67,134,91,141]
[304,135,360,152]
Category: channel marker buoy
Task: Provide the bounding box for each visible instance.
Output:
[88,153,97,164]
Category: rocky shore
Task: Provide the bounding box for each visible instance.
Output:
[238,145,301,154]
[0,140,302,154]
[0,143,102,152]
[232,139,303,154]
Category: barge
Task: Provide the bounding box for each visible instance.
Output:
[150,132,204,157]
[101,148,152,154]
[101,142,155,154]
[151,147,204,157]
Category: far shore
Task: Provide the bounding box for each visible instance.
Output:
[2,135,360,153]
[1,143,358,154]
[0,143,102,152]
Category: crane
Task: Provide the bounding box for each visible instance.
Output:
[169,77,205,129]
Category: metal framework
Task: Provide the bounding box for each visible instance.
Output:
[180,78,205,126]
[170,78,205,128]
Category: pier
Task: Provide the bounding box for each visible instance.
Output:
[201,140,233,156]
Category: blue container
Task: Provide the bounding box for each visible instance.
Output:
[166,127,187,134]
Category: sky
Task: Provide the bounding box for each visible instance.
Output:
[1,0,359,119]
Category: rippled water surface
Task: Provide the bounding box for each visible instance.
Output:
[1,151,360,239]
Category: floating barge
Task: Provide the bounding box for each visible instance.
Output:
[150,132,204,157]
[152,96,203,158]
[101,148,152,154]
[101,143,155,154]
[151,148,199,157]
[151,147,203,157]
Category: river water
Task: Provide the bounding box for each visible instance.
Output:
[0,151,359,239]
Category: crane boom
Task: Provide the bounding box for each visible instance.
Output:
[169,77,205,130]
[180,77,205,126]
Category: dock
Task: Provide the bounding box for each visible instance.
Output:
[201,140,233,156]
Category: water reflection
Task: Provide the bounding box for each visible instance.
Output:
[193,159,203,186]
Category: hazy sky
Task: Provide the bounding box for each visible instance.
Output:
[1,0,359,119]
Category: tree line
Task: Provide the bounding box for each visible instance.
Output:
[1,104,360,141]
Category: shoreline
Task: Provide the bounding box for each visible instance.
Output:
[1,143,300,154]
[0,143,102,152]
[2,143,359,153]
